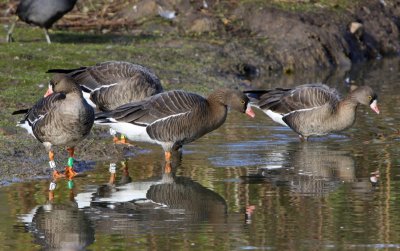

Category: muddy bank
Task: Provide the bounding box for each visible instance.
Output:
[0,127,139,185]
[76,0,400,73]
[2,0,400,75]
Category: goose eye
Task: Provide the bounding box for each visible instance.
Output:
[368,95,372,100]
[241,100,246,105]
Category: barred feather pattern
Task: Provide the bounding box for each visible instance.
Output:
[147,175,227,221]
[95,89,249,151]
[245,84,378,138]
[14,90,94,149]
[48,61,163,111]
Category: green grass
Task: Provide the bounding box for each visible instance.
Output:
[0,25,246,127]
[235,0,362,12]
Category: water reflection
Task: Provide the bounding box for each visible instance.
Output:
[19,159,229,249]
[89,160,227,221]
[20,190,95,250]
[286,143,356,195]
[243,143,358,196]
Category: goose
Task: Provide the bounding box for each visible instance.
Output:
[244,84,379,141]
[12,74,95,180]
[6,0,77,44]
[95,88,255,170]
[47,61,163,144]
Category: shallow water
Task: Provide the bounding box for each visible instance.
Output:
[2,58,400,250]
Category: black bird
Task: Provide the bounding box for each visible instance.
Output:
[6,0,77,43]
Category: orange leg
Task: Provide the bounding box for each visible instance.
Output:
[49,150,55,161]
[122,162,129,176]
[67,147,75,157]
[48,190,54,202]
[65,147,77,180]
[109,173,116,185]
[49,150,64,179]
[165,151,172,162]
[48,180,57,201]
[65,166,77,180]
[164,151,172,173]
[113,134,134,145]
[164,161,172,174]
[119,135,127,144]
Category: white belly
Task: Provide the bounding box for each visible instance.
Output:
[265,110,288,127]
[108,122,158,144]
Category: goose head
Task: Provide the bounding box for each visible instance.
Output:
[350,85,379,114]
[44,74,81,97]
[225,89,255,118]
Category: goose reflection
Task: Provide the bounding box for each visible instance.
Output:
[75,158,227,228]
[286,143,356,195]
[19,190,95,251]
[244,143,356,195]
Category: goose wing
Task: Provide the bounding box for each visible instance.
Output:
[247,84,340,114]
[95,90,207,142]
[97,90,203,124]
[12,93,66,141]
[47,61,160,92]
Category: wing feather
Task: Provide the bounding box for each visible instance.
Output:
[95,90,205,127]
[246,84,340,114]
[13,93,66,141]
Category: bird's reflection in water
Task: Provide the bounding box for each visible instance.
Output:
[20,189,95,251]
[73,154,228,234]
[243,142,359,195]
[286,143,356,195]
[145,171,228,222]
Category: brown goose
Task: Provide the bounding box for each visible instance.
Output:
[46,61,163,111]
[95,89,255,170]
[12,74,95,180]
[47,61,163,144]
[244,84,379,141]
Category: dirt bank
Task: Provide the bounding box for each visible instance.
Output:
[2,0,400,75]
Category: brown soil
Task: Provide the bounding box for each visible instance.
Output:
[2,0,400,73]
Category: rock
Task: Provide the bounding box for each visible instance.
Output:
[349,22,363,35]
[184,15,217,34]
[116,0,158,22]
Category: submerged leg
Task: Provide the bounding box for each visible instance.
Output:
[119,160,132,185]
[48,179,57,202]
[164,151,172,173]
[164,161,172,174]
[64,147,77,180]
[165,151,172,162]
[6,16,18,42]
[43,28,51,44]
[108,163,116,185]
[299,135,308,142]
